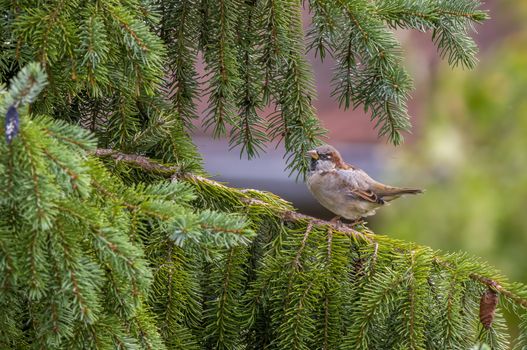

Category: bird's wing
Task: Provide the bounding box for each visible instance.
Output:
[336,167,385,204]
[353,172,423,201]
[349,188,384,204]
[336,166,422,202]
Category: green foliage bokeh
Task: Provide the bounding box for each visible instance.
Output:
[377,3,527,284]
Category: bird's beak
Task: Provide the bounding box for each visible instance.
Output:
[307,150,319,160]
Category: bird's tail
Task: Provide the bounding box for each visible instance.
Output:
[379,187,424,201]
[395,188,424,195]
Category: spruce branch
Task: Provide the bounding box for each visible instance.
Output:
[90,148,527,313]
[293,222,313,270]
[93,148,180,175]
[201,0,241,137]
[517,313,527,350]
[1,0,489,176]
[0,1,519,347]
[307,0,339,61]
[434,257,527,310]
[159,0,200,127]
[6,62,48,107]
[91,148,368,240]
[471,273,527,309]
[229,0,268,158]
[306,0,486,146]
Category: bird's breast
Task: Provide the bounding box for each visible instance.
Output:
[307,171,382,220]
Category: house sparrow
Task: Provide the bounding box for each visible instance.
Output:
[306,144,423,221]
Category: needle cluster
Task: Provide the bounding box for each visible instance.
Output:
[2,1,523,350]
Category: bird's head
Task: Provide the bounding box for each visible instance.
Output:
[306,144,347,172]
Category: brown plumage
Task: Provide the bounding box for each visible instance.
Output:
[306,144,423,220]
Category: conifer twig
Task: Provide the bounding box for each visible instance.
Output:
[470,273,527,309]
[435,258,527,309]
[93,148,180,174]
[294,222,313,269]
[92,148,368,240]
[92,148,527,309]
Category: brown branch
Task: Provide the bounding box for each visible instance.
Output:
[238,195,369,241]
[91,148,527,309]
[199,223,248,236]
[93,148,179,175]
[369,242,379,276]
[437,9,485,21]
[435,257,527,310]
[293,222,313,269]
[93,148,369,240]
[327,227,333,261]
[102,4,148,51]
[470,273,527,309]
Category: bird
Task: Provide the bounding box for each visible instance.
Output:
[306,144,423,222]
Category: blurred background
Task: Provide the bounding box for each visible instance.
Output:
[193,0,527,284]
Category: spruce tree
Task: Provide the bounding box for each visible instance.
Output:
[0,1,526,349]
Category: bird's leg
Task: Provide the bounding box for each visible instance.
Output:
[329,216,342,228]
[350,217,366,228]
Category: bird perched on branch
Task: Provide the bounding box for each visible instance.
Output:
[306,144,423,222]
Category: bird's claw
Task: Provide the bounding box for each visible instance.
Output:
[329,216,343,228]
[329,216,367,230]
[350,217,367,228]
